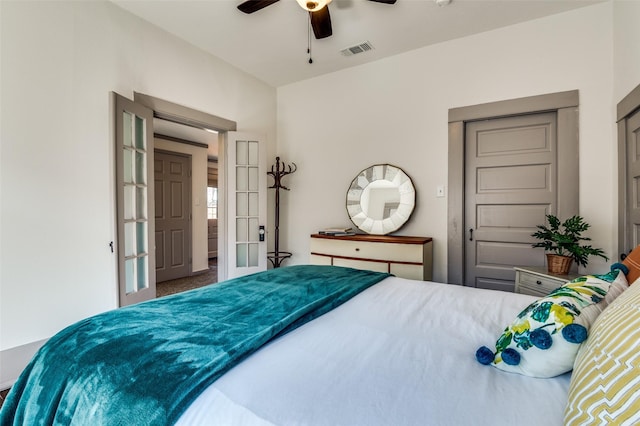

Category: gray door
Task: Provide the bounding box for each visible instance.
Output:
[624,109,640,252]
[465,112,557,291]
[114,93,156,306]
[155,151,191,283]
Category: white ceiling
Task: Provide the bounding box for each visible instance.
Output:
[113,0,602,88]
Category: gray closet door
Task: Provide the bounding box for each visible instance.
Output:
[155,150,192,283]
[625,110,640,251]
[465,112,557,291]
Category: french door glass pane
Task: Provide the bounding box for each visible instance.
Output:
[136,222,146,253]
[236,244,247,267]
[135,116,145,149]
[248,192,258,216]
[236,218,247,241]
[236,141,247,165]
[136,151,146,184]
[248,167,258,191]
[124,149,133,183]
[248,141,258,165]
[248,243,258,267]
[249,217,259,241]
[125,259,135,293]
[137,256,148,290]
[124,222,135,257]
[124,186,134,220]
[136,187,146,220]
[236,166,248,191]
[236,192,248,216]
[123,112,133,147]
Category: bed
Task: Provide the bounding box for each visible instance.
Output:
[2,258,640,425]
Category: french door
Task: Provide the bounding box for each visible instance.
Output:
[225,132,267,279]
[114,93,156,306]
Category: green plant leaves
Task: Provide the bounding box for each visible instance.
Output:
[531,214,608,267]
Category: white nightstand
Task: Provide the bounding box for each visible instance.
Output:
[514,266,580,297]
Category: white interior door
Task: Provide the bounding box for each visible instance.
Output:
[225,132,267,279]
[114,93,156,306]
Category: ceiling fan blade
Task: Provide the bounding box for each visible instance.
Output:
[237,0,279,14]
[368,0,397,3]
[310,6,332,39]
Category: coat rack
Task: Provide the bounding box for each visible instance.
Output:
[267,156,297,268]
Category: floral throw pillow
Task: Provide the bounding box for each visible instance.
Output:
[476,265,628,378]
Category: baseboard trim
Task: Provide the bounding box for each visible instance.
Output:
[0,339,47,390]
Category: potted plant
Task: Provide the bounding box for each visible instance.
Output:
[531,214,608,274]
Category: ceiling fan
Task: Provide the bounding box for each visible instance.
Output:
[237,0,397,40]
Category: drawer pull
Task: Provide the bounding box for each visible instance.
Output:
[355,248,360,252]
[536,280,542,285]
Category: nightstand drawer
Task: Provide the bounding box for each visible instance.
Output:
[514,266,578,297]
[518,273,564,294]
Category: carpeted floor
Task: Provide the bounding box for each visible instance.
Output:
[156,259,218,298]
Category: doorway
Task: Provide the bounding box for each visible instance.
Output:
[447,90,580,289]
[617,83,640,259]
[151,123,219,296]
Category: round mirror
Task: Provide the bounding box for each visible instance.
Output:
[346,164,416,235]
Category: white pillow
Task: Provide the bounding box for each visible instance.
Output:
[476,268,628,378]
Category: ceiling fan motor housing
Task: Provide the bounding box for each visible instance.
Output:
[296,0,331,12]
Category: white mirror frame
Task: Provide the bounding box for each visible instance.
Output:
[346,164,416,235]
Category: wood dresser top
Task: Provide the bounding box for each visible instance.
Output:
[310,234,432,245]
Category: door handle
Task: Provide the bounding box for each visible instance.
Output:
[621,248,633,260]
[469,228,473,241]
[259,225,265,242]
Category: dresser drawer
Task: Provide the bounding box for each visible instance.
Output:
[333,258,390,274]
[310,234,433,281]
[310,238,423,263]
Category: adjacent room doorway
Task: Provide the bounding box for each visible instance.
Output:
[114,92,268,305]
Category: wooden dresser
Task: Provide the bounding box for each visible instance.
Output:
[310,234,433,281]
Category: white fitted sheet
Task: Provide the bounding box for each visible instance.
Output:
[177,276,571,425]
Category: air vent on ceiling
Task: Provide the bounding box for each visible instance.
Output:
[340,41,374,57]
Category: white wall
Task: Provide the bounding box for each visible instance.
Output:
[0,1,276,356]
[154,138,209,273]
[613,0,640,102]
[277,2,618,282]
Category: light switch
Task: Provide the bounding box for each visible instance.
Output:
[436,185,445,198]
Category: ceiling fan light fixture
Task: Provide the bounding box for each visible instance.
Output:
[296,0,332,12]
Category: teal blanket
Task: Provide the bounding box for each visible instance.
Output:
[0,265,389,425]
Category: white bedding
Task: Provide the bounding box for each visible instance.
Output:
[177,276,571,425]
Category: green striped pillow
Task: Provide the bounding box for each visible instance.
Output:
[564,279,640,424]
